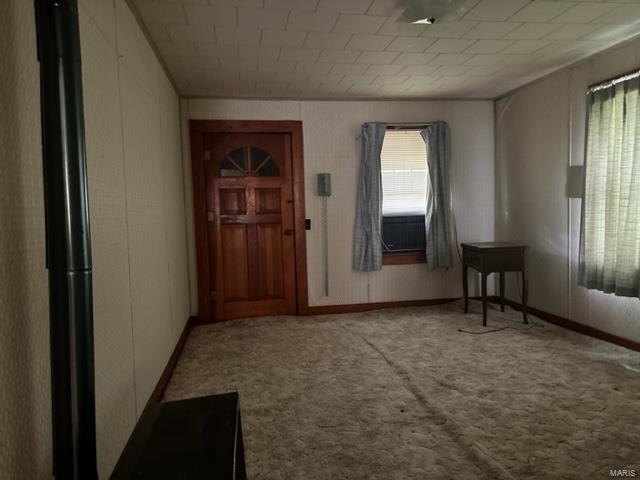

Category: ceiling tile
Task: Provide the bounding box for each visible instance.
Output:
[365,64,405,75]
[392,52,438,65]
[545,24,600,40]
[239,45,281,60]
[464,22,521,39]
[265,0,318,10]
[167,24,215,42]
[317,0,374,14]
[595,4,640,24]
[505,23,562,40]
[317,49,361,63]
[305,32,352,49]
[465,64,505,76]
[464,0,530,22]
[500,40,549,54]
[215,27,261,45]
[465,54,506,66]
[345,34,394,50]
[509,1,574,23]
[427,38,476,53]
[342,74,377,85]
[287,11,338,32]
[430,54,473,65]
[261,29,308,47]
[194,43,238,57]
[386,36,435,52]
[210,0,262,6]
[218,57,258,70]
[370,74,410,85]
[295,62,334,75]
[330,63,369,75]
[184,5,237,26]
[367,0,402,16]
[333,14,387,34]
[400,64,440,75]
[307,73,345,83]
[377,17,426,36]
[258,60,297,73]
[238,7,288,29]
[434,65,471,76]
[356,50,399,64]
[155,41,198,57]
[280,47,322,62]
[421,21,478,38]
[465,39,514,54]
[551,3,616,23]
[134,1,187,24]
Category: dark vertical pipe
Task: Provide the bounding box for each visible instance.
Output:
[34,1,98,478]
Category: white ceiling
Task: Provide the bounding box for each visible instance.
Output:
[131,0,640,99]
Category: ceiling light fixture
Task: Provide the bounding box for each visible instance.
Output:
[400,0,481,24]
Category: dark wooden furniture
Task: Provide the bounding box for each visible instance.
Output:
[461,242,529,326]
[111,392,246,479]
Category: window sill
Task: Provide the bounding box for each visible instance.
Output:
[382,251,426,265]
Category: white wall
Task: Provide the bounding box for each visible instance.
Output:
[496,36,640,344]
[0,0,190,477]
[182,99,495,310]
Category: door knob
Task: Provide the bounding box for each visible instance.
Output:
[284,229,294,236]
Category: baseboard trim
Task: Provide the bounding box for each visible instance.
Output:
[303,298,458,316]
[145,315,196,408]
[491,297,640,352]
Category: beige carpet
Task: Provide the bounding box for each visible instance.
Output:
[163,301,640,480]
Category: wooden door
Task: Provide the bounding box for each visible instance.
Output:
[204,132,296,320]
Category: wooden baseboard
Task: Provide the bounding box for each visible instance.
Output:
[489,297,640,352]
[145,315,196,408]
[303,298,458,316]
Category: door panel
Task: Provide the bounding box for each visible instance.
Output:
[204,132,296,319]
[219,188,246,215]
[220,225,249,301]
[257,224,284,299]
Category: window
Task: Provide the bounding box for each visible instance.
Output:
[380,129,428,263]
[579,70,640,298]
[220,146,280,177]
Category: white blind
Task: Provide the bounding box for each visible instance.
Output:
[381,130,428,216]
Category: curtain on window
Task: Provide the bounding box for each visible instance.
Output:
[353,123,386,271]
[421,122,453,270]
[579,75,640,298]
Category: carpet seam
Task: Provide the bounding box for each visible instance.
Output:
[338,322,517,480]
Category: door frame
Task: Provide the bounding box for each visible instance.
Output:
[190,120,308,322]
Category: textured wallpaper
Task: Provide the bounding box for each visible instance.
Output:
[0,0,190,478]
[0,1,52,478]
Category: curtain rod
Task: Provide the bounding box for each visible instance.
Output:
[588,67,640,94]
[355,122,433,139]
[386,122,433,128]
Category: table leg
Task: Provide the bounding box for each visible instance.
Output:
[462,264,469,314]
[522,269,528,324]
[481,273,488,327]
[499,272,505,312]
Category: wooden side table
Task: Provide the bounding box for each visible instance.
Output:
[461,242,529,326]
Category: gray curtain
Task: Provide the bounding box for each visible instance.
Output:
[579,76,640,298]
[421,122,453,270]
[353,123,386,271]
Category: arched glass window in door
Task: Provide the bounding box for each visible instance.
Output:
[220,147,280,177]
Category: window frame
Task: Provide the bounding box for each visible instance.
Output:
[379,127,429,265]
